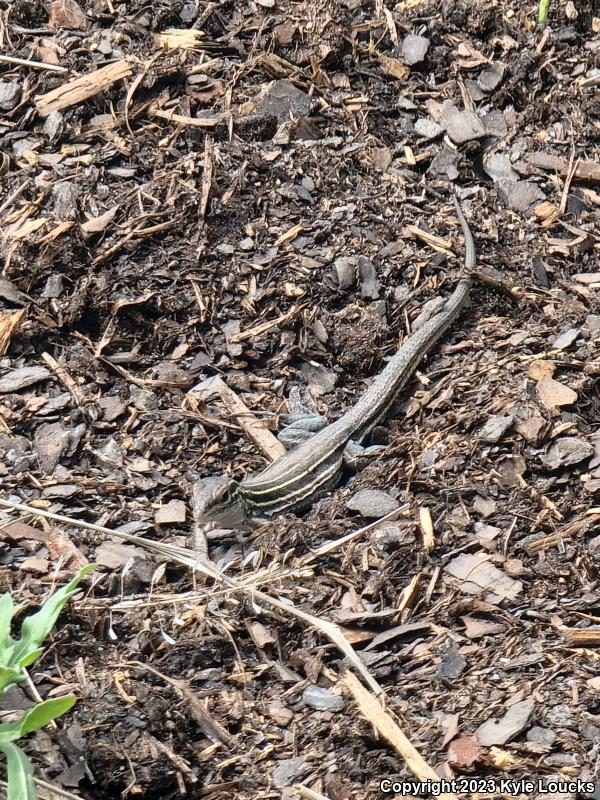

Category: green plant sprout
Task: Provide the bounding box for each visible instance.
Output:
[538,0,551,26]
[0,564,94,800]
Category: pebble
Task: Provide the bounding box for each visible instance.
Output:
[302,685,346,712]
[346,489,399,517]
[477,62,505,92]
[479,415,513,443]
[401,34,430,65]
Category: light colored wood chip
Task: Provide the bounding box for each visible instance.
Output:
[537,375,578,410]
[34,59,133,116]
[418,506,434,551]
[189,376,286,461]
[0,309,27,357]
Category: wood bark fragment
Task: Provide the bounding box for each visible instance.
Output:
[189,376,286,461]
[34,59,133,116]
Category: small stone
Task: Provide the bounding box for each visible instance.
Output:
[256,79,311,122]
[272,756,307,789]
[544,703,575,728]
[98,395,127,421]
[584,315,600,335]
[267,700,294,725]
[414,118,443,139]
[357,256,381,299]
[498,180,545,213]
[481,109,508,139]
[52,181,80,220]
[397,95,418,110]
[516,416,549,444]
[440,102,486,144]
[238,237,254,251]
[474,521,501,545]
[483,153,519,183]
[552,328,580,350]
[0,80,20,110]
[302,685,346,712]
[34,422,70,474]
[155,500,187,525]
[541,437,594,469]
[20,556,50,573]
[428,147,460,179]
[41,274,64,298]
[477,62,505,92]
[438,643,466,678]
[537,376,577,410]
[479,415,513,443]
[216,243,234,255]
[472,496,497,518]
[401,34,430,65]
[464,79,488,102]
[43,484,79,499]
[527,726,556,746]
[346,489,400,517]
[477,698,534,746]
[0,366,51,393]
[332,256,357,290]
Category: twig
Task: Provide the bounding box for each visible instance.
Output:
[40,351,87,407]
[198,134,214,220]
[0,178,32,217]
[342,671,459,800]
[228,304,304,343]
[295,786,331,800]
[34,59,133,116]
[559,150,579,215]
[298,506,407,565]
[188,376,286,461]
[149,104,221,128]
[0,500,383,694]
[123,661,234,745]
[0,54,67,72]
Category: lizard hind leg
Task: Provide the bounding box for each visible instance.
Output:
[343,439,387,470]
[277,413,328,449]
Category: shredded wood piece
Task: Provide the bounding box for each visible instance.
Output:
[418,506,434,551]
[189,375,286,461]
[34,59,133,116]
[227,304,302,343]
[149,104,221,128]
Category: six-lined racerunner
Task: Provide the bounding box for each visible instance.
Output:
[193,194,476,533]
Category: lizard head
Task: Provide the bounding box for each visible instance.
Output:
[192,477,248,530]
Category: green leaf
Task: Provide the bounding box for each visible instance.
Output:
[0,696,76,744]
[538,0,550,26]
[0,593,14,650]
[19,696,76,737]
[0,740,37,800]
[13,565,94,668]
[16,648,43,670]
[0,666,24,697]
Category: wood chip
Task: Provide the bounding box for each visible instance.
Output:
[537,375,578,410]
[342,671,459,800]
[188,376,285,461]
[35,59,133,116]
[0,309,27,357]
